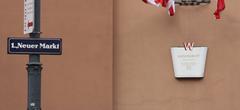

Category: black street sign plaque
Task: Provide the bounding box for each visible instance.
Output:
[8,37,62,55]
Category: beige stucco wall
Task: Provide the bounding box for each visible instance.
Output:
[1,0,240,110]
[0,0,113,110]
[114,0,240,110]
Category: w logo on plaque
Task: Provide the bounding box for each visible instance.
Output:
[171,42,208,78]
[183,42,194,51]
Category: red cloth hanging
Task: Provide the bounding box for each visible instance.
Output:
[214,0,225,19]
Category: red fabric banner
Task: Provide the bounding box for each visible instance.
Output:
[214,0,225,19]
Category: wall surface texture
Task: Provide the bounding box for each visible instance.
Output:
[114,0,240,110]
[0,0,113,110]
[1,0,240,110]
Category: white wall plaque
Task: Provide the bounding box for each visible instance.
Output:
[171,43,208,78]
[24,0,35,34]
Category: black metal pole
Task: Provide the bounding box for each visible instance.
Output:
[27,0,42,110]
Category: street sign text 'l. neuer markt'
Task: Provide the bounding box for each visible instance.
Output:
[7,0,62,110]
